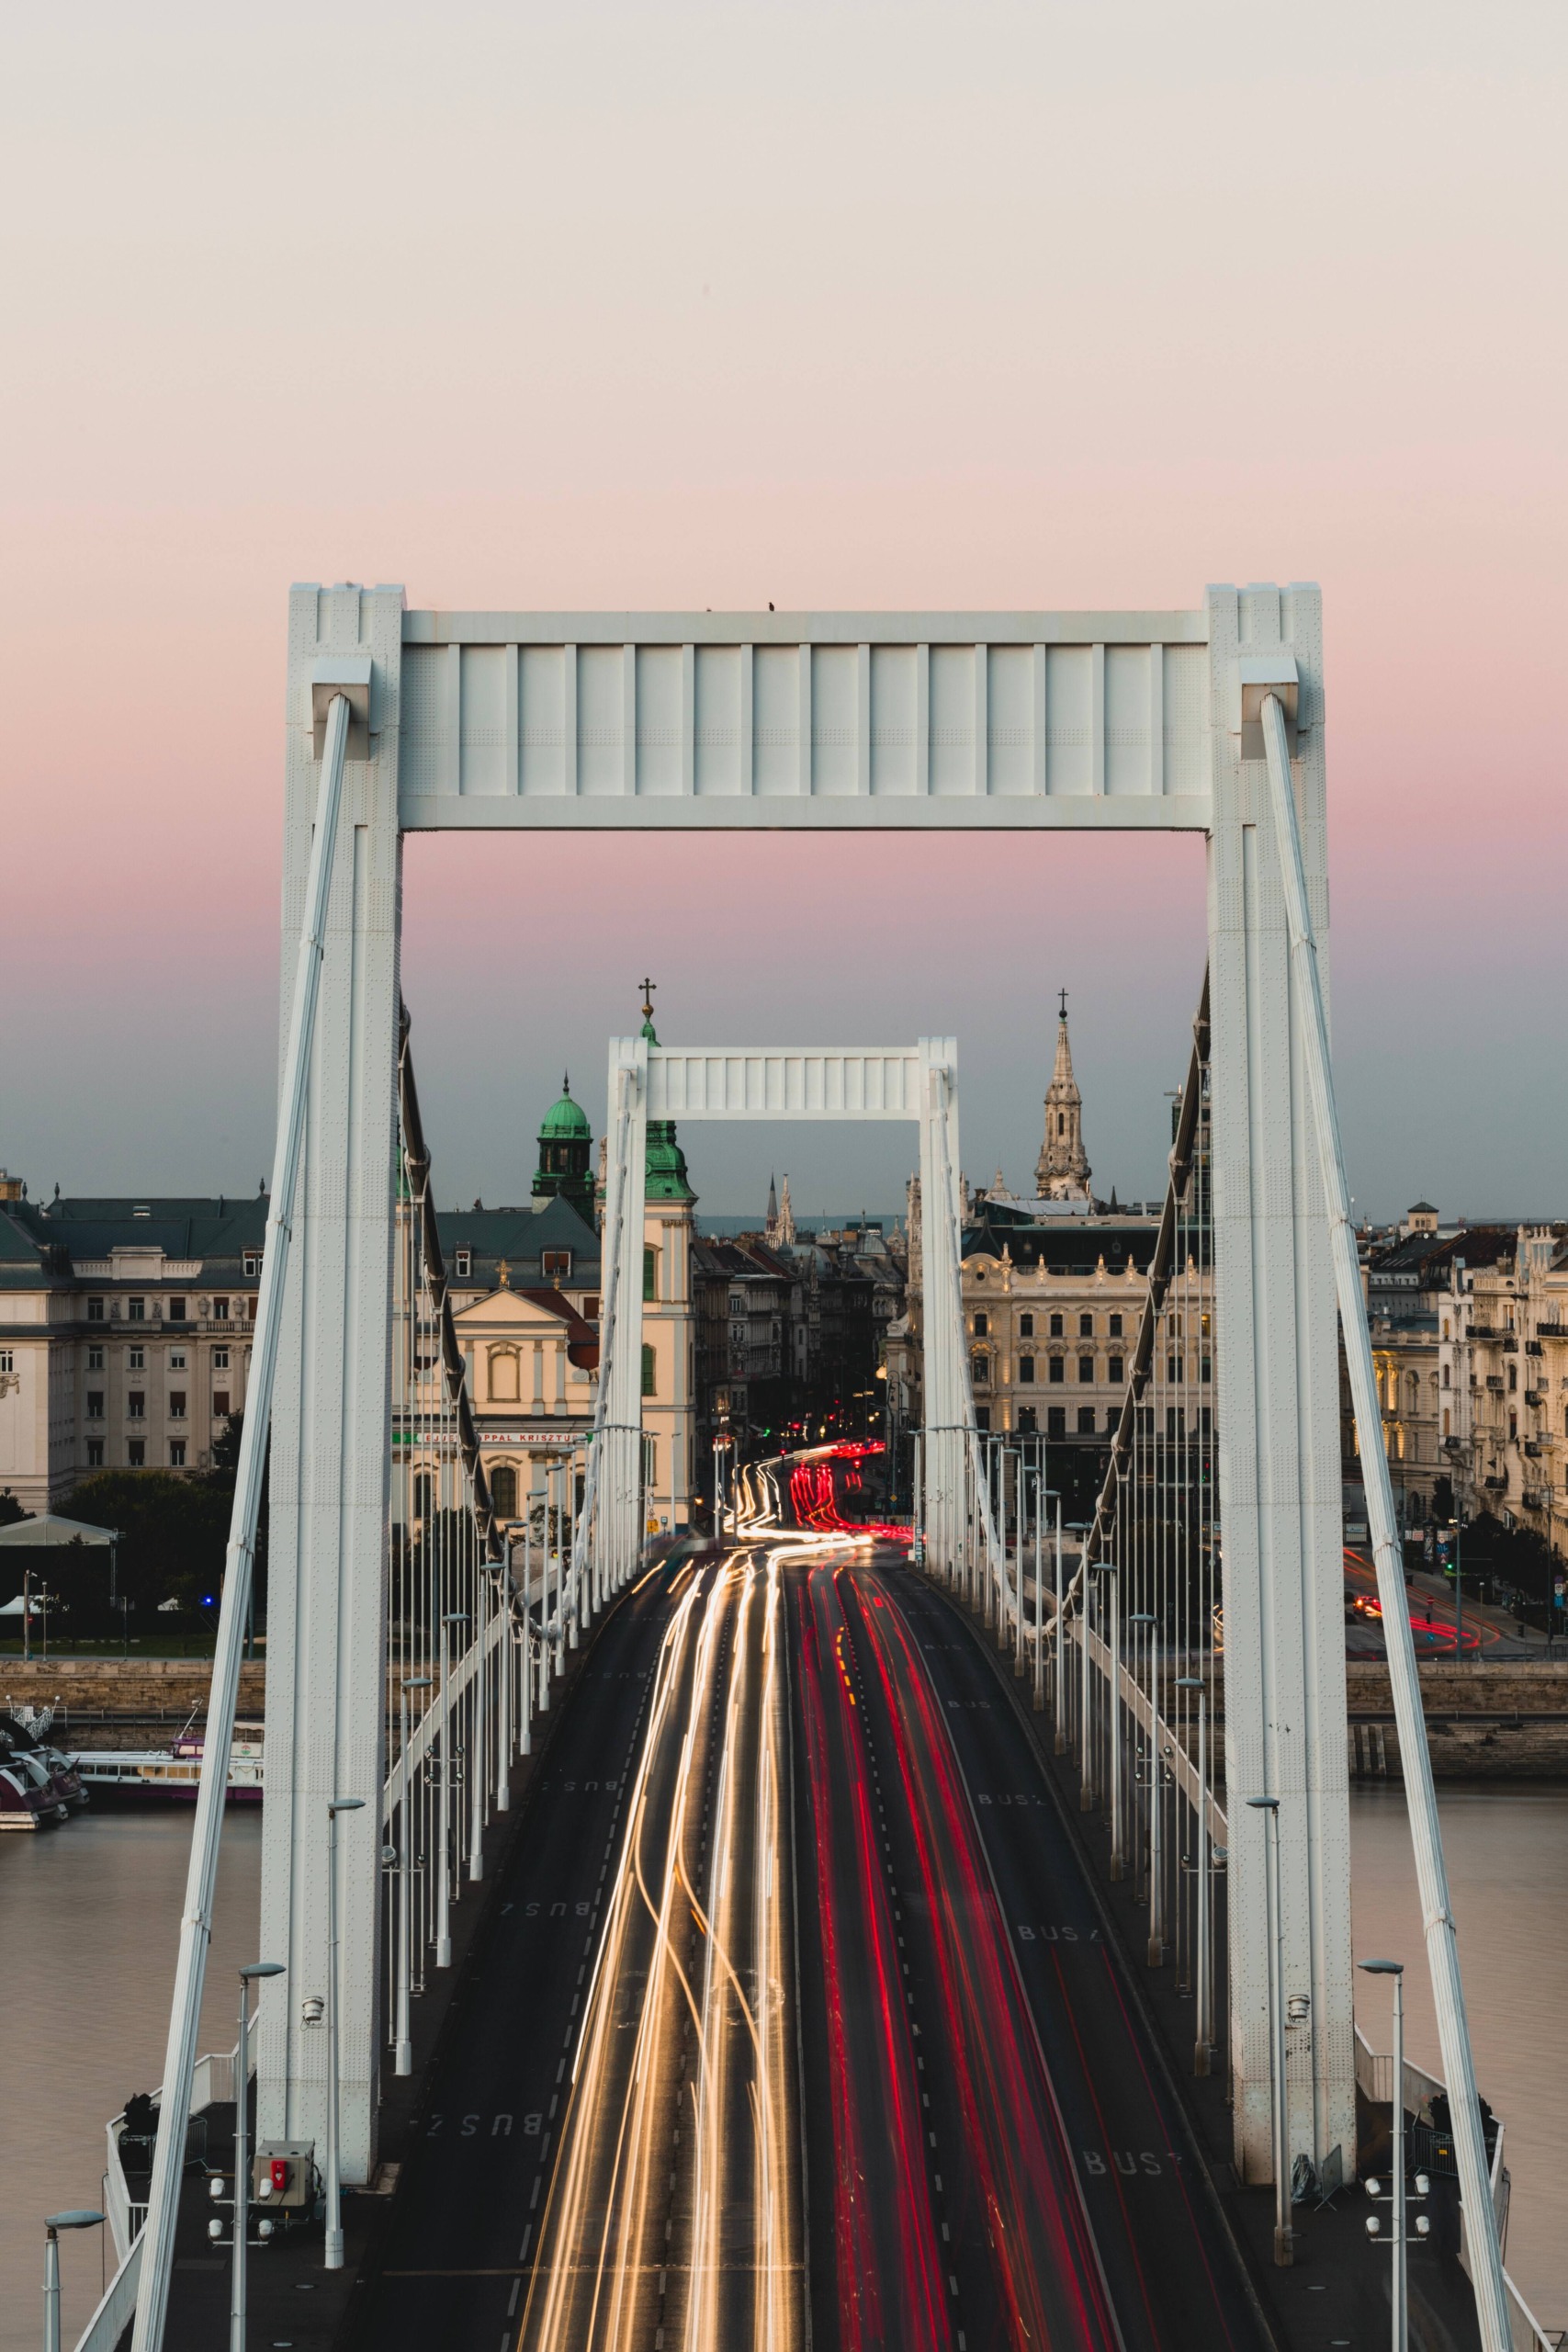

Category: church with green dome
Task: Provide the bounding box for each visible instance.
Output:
[532,1077,596,1222]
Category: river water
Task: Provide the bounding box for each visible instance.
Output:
[1,1791,1562,2350]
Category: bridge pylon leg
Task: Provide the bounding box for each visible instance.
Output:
[255,584,405,2188]
[1205,584,1356,2200]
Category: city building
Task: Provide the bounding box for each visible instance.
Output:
[1359,1215,1514,1526]
[0,1187,265,1509]
[1443,1227,1568,1560]
[891,999,1211,1510]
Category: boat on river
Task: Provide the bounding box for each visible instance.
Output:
[73,1717,265,1803]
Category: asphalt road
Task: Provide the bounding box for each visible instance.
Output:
[356,1539,1269,2352]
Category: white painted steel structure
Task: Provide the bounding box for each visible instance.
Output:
[125,582,1507,2352]
[594,1036,973,1584]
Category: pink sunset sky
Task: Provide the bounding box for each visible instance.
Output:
[2,0,1562,1219]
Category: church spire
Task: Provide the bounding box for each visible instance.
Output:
[1035,992,1092,1201]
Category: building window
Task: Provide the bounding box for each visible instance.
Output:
[214,1295,230,1320]
[1168,1356,1179,1382]
[169,1440,186,1467]
[542,1250,571,1281]
[129,1345,145,1371]
[168,1296,186,1322]
[247,1297,257,1321]
[1201,1356,1212,1383]
[128,1391,146,1419]
[128,1440,146,1466]
[1019,1313,1033,1339]
[1079,1313,1093,1338]
[213,1348,230,1371]
[243,1252,262,1278]
[86,1391,104,1419]
[1507,1363,1517,1392]
[1049,1314,1064,1339]
[1019,1355,1035,1385]
[1108,1354,1123,1385]
[1047,1407,1066,1437]
[170,1392,186,1419]
[1018,1408,1037,1433]
[1078,1355,1094,1383]
[169,1350,186,1370]
[1441,1364,1451,1389]
[583,1295,600,1320]
[214,1390,231,1418]
[1077,1408,1097,1434]
[974,1312,988,1338]
[1048,1356,1065,1384]
[86,1439,104,1467]
[454,1249,472,1279]
[489,1350,519,1402]
[88,1344,104,1369]
[975,1406,990,1431]
[641,1343,657,1398]
[971,1352,990,1385]
[0,1351,10,1375]
[128,1296,146,1321]
[644,1249,660,1304]
[729,1293,747,1316]
[1109,1312,1123,1339]
[414,1472,433,1524]
[1442,1408,1450,1437]
[88,1296,105,1321]
[490,1463,518,1518]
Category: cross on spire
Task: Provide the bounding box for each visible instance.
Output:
[638,977,657,1021]
[1058,986,1068,1021]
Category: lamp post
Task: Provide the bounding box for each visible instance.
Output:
[43,2211,104,2352]
[395,1677,431,2075]
[1129,1614,1157,1930]
[1177,1675,1211,2074]
[1247,1795,1292,2265]
[1099,1565,1124,1878]
[323,1795,365,2270]
[1359,1957,1410,2352]
[435,1612,468,1968]
[231,1961,285,2352]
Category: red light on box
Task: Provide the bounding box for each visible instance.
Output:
[270,2158,289,2194]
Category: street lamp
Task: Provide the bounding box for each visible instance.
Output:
[231,1961,285,2351]
[43,2211,104,2352]
[395,1677,432,2075]
[435,1612,468,1968]
[1177,1675,1212,2075]
[1359,1958,1430,2352]
[1247,1795,1292,2265]
[323,1795,365,2270]
[1130,1614,1159,1955]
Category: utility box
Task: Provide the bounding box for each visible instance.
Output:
[253,2140,314,2210]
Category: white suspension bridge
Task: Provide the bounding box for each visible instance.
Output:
[68,585,1543,2352]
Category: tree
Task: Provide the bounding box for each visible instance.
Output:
[0,1488,30,1529]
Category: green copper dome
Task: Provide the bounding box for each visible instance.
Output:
[539,1077,590,1142]
[533,1074,595,1217]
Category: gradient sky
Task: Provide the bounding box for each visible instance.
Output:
[2,1,1563,1220]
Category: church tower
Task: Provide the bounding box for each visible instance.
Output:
[1034,992,1093,1201]
[532,1076,596,1222]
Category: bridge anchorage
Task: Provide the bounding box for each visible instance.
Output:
[112,586,1522,2352]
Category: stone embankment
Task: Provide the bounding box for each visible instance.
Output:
[1344,1658,1568,1781]
[2,1657,265,1743]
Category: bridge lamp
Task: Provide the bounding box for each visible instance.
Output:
[43,2212,104,2352]
[230,1958,286,2352]
[324,1798,365,2272]
[1359,1956,1410,2352]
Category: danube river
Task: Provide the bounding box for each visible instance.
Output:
[2,1791,1562,2350]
